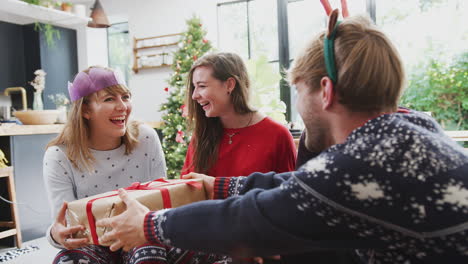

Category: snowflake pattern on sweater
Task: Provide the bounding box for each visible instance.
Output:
[146,111,468,264]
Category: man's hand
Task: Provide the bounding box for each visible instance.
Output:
[51,202,89,249]
[182,172,215,199]
[96,189,149,252]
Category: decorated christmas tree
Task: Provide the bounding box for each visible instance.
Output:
[160,17,212,178]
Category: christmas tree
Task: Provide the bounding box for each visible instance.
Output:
[160,17,212,178]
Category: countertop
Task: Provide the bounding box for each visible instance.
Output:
[0,124,64,136]
[0,121,164,136]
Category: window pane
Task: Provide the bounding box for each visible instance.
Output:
[108,22,131,83]
[249,0,279,61]
[217,2,249,60]
[377,0,468,70]
[328,0,367,17]
[377,0,468,130]
[248,60,287,124]
[287,0,366,59]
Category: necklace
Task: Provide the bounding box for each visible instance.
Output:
[227,132,238,144]
[227,112,254,144]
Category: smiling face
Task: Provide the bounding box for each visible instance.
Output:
[191,66,234,118]
[83,87,132,143]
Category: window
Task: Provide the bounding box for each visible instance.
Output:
[217,1,249,60]
[107,22,131,84]
[218,0,285,124]
[376,0,467,70]
[377,0,468,131]
[218,0,467,129]
[217,0,278,61]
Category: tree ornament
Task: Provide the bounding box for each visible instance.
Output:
[180,104,188,118]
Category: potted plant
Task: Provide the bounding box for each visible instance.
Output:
[21,1,61,47]
[61,2,73,12]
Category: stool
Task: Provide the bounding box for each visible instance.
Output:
[0,167,22,248]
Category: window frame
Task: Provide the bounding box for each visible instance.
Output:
[218,0,377,122]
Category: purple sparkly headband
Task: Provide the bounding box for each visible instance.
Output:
[68,67,126,102]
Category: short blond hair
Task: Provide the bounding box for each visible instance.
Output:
[290,11,405,113]
[47,66,139,172]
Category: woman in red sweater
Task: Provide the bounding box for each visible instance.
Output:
[182,52,296,178]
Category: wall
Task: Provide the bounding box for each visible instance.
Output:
[0,21,78,111]
[89,0,219,122]
[0,22,26,110]
[39,26,79,109]
[0,22,26,90]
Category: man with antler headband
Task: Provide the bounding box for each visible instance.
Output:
[96,1,468,263]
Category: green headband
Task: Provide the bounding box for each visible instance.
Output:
[324,21,341,83]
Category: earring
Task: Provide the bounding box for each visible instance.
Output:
[227,91,231,95]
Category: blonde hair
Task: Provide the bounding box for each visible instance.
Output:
[289,10,405,113]
[47,66,140,172]
[185,52,255,173]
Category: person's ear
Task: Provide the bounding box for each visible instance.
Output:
[225,77,236,95]
[82,104,91,120]
[320,77,335,110]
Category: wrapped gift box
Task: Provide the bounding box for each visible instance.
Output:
[67,178,206,246]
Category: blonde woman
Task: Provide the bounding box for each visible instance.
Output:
[43,66,166,264]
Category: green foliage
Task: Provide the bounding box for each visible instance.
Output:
[22,1,61,47]
[22,0,41,4]
[160,17,212,178]
[418,0,444,11]
[246,55,287,124]
[34,22,61,47]
[401,52,468,130]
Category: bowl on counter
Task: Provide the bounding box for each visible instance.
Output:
[13,110,60,125]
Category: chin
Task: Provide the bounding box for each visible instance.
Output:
[204,111,215,118]
[115,128,127,137]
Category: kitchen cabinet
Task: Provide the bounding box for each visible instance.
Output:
[0,125,62,246]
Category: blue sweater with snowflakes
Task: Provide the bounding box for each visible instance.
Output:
[144,111,468,264]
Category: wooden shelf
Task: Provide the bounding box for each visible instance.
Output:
[0,0,89,28]
[136,53,169,59]
[134,42,179,51]
[133,33,181,74]
[132,64,172,73]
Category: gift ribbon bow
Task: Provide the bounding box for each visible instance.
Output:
[86,178,202,245]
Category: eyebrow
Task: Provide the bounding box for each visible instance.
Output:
[99,92,112,98]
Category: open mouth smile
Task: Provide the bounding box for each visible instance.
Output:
[200,102,210,110]
[110,116,126,125]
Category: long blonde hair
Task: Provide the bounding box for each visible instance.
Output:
[289,10,405,113]
[185,52,255,173]
[47,67,140,172]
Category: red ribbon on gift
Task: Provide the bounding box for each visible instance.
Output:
[85,178,202,245]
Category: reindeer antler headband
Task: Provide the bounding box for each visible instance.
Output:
[320,0,349,84]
